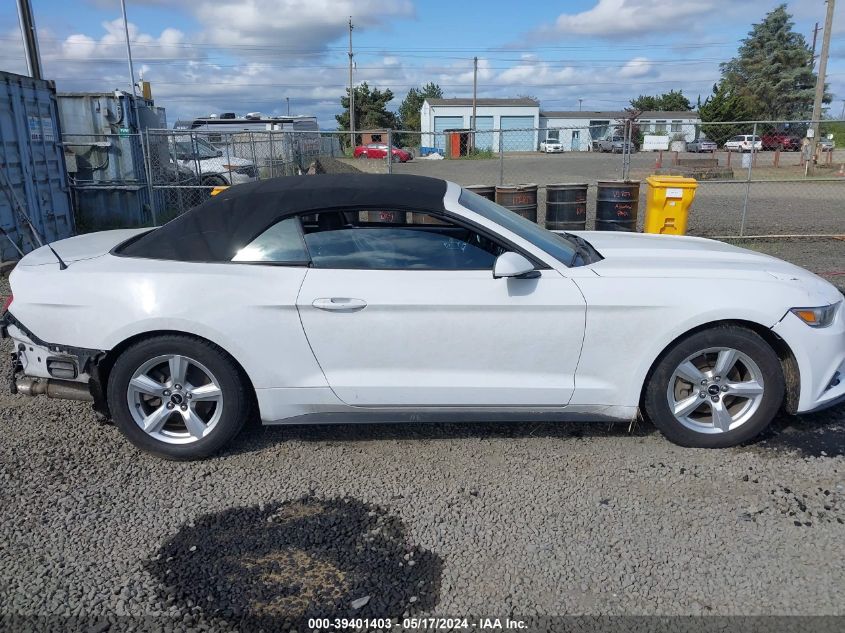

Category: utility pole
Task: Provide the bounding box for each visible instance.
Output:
[808,0,835,175]
[286,97,290,116]
[16,0,42,80]
[348,17,355,149]
[471,56,478,151]
[119,0,137,96]
[810,22,821,68]
[578,98,583,112]
[840,99,845,120]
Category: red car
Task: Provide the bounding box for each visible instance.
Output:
[760,133,802,151]
[354,143,412,162]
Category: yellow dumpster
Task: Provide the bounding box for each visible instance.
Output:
[644,175,698,235]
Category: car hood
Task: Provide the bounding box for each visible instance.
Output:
[18,229,151,266]
[573,231,841,304]
[186,155,253,167]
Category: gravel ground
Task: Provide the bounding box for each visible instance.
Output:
[1,240,844,632]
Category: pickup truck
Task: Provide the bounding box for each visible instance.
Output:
[760,133,801,151]
[594,135,634,153]
[172,135,259,186]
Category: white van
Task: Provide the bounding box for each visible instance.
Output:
[723,135,762,152]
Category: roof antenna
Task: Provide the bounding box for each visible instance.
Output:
[46,243,68,270]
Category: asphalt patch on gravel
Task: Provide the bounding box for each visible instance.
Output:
[146,497,442,629]
[752,405,845,458]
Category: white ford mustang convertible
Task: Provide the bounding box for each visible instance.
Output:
[2,175,843,459]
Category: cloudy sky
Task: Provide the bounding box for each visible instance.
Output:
[2,0,844,127]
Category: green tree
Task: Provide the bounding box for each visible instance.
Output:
[398,82,443,131]
[336,82,398,134]
[629,90,692,111]
[719,4,823,120]
[698,82,756,141]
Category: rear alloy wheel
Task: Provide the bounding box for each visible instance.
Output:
[108,335,249,459]
[644,326,784,448]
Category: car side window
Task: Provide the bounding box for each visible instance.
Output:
[299,210,506,270]
[232,217,309,263]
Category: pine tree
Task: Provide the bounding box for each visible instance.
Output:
[719,4,820,120]
[698,83,756,142]
[398,83,443,132]
[335,82,397,132]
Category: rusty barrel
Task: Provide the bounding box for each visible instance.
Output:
[495,184,538,222]
[465,184,496,201]
[545,183,588,231]
[595,180,640,231]
[360,210,406,224]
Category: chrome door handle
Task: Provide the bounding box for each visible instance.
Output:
[312,297,367,312]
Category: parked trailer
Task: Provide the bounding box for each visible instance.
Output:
[0,71,75,262]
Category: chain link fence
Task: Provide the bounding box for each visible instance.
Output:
[139,121,845,238]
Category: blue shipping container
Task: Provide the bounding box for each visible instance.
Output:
[0,71,75,262]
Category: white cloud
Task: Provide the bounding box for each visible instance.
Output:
[61,19,189,61]
[496,57,578,86]
[618,57,654,78]
[541,0,716,37]
[194,0,414,49]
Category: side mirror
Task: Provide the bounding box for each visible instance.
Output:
[493,252,540,279]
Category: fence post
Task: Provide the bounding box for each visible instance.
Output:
[269,131,276,178]
[143,129,158,226]
[386,129,393,175]
[224,133,233,181]
[739,122,756,237]
[248,132,258,179]
[498,130,504,185]
[620,120,628,179]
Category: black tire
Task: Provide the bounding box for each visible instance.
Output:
[643,326,784,448]
[201,175,227,186]
[107,335,249,460]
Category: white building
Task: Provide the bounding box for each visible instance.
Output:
[421,100,701,152]
[420,98,540,152]
[635,111,701,142]
[539,110,701,151]
[539,111,621,152]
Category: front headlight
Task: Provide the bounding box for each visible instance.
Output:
[790,302,840,328]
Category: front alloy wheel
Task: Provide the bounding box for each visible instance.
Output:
[644,326,784,448]
[666,347,765,434]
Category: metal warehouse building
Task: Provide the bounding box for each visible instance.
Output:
[420,98,540,152]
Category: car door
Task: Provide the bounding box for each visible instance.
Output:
[294,209,587,407]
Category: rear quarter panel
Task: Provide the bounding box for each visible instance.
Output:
[9,255,326,390]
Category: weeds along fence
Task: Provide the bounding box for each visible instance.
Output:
[137,121,845,237]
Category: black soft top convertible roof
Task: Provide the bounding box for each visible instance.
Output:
[118,174,449,262]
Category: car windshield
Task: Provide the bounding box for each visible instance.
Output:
[175,137,220,159]
[458,188,595,267]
